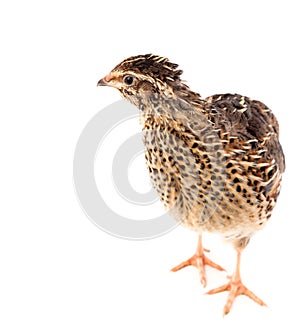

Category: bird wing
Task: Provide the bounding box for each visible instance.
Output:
[205,93,285,174]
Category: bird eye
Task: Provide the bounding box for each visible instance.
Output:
[123,75,134,86]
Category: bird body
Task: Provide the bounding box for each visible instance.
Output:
[98,54,285,314]
[142,92,284,247]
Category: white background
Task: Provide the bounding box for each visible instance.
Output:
[1,0,299,330]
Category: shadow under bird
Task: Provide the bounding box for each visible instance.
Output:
[97,54,285,315]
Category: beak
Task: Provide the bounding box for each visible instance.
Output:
[97,73,114,87]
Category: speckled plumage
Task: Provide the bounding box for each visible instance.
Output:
[98,54,285,314]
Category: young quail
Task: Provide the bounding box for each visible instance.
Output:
[97,54,285,315]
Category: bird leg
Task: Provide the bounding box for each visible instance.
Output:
[206,249,266,315]
[171,234,225,287]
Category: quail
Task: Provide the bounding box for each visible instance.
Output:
[97,54,285,315]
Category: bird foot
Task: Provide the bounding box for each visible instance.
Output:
[171,250,225,287]
[206,277,267,315]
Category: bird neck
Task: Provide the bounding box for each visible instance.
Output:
[135,85,208,129]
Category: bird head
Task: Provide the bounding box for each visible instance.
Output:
[97,54,184,106]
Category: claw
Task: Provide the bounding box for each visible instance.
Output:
[207,248,267,315]
[207,278,266,315]
[171,252,225,287]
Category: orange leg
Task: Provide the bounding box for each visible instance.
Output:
[171,235,225,287]
[207,249,266,315]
